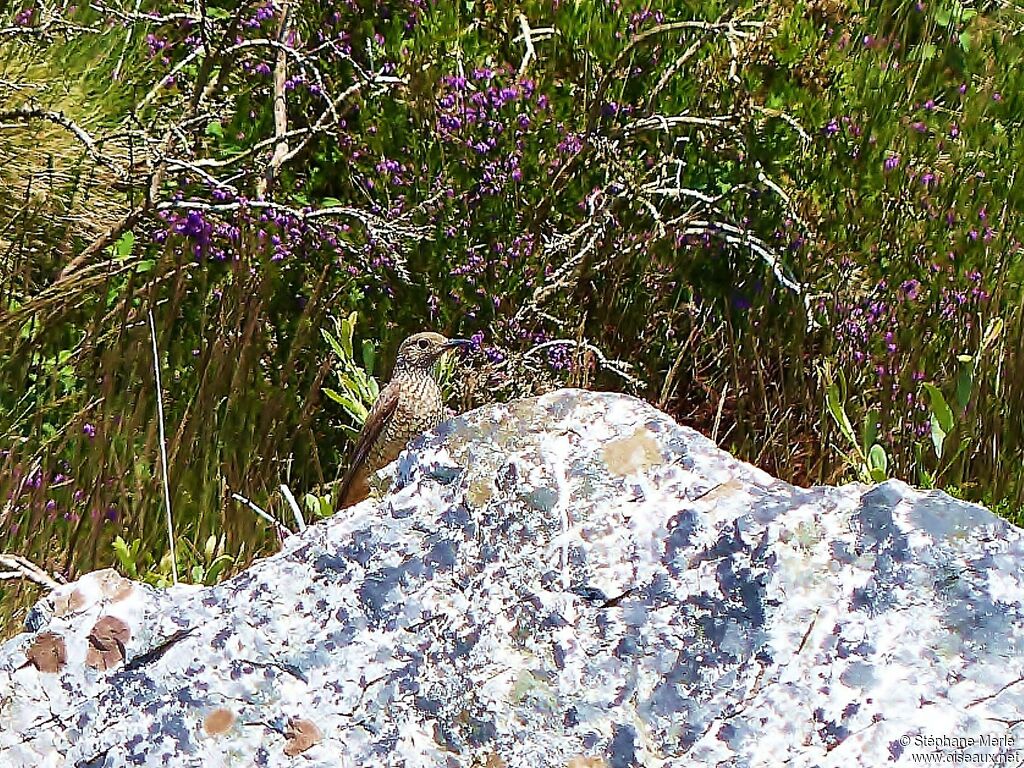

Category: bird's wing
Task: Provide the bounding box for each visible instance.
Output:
[336,382,401,504]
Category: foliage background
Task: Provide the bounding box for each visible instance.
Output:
[2,0,1022,632]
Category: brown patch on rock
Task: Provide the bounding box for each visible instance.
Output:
[484,753,507,768]
[466,477,494,507]
[283,717,322,756]
[86,615,130,670]
[52,588,88,617]
[96,569,135,601]
[567,758,607,768]
[602,428,662,476]
[203,707,236,736]
[25,632,66,673]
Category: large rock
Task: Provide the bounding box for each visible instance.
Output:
[1,389,1022,767]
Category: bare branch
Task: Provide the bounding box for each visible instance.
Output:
[0,554,64,591]
[0,108,129,179]
[516,12,537,76]
[256,2,292,201]
[523,339,643,387]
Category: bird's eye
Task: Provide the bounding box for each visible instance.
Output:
[417,338,430,349]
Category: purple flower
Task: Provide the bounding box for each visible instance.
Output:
[83,423,97,438]
[884,154,900,172]
[900,279,921,300]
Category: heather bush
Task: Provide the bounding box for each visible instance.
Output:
[1,0,1021,633]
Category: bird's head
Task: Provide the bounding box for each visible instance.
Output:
[393,332,471,373]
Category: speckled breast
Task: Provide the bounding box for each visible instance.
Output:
[367,375,444,473]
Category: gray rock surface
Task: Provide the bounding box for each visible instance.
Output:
[1,389,1022,767]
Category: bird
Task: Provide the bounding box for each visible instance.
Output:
[337,331,471,508]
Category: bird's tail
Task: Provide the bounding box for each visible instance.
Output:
[337,465,370,509]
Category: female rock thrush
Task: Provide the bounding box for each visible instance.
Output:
[337,332,471,508]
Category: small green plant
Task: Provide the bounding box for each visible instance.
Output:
[823,316,1004,490]
[824,363,890,484]
[113,534,235,588]
[322,312,381,438]
[303,492,334,519]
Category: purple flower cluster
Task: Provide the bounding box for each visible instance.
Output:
[433,69,547,199]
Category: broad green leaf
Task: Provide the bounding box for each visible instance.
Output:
[322,328,345,359]
[867,443,888,482]
[923,383,954,433]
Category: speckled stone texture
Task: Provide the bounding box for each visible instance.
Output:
[2,389,1023,768]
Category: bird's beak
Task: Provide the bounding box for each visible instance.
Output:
[443,338,473,352]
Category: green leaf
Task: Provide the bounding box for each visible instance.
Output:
[204,555,233,584]
[862,408,879,456]
[322,329,345,360]
[303,493,320,516]
[113,231,135,259]
[923,383,954,433]
[826,379,857,449]
[322,387,350,406]
[205,121,224,138]
[323,388,368,420]
[112,536,138,579]
[867,443,888,482]
[362,339,375,375]
[319,496,334,518]
[340,312,356,358]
